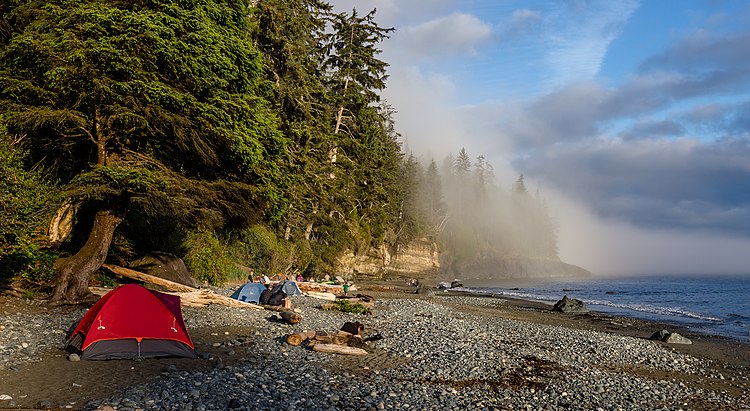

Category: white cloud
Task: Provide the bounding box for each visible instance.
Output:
[399,13,493,61]
[544,1,639,88]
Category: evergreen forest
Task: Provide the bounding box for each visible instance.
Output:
[0,0,559,302]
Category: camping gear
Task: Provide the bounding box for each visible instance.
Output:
[260,282,288,306]
[278,280,302,297]
[66,284,196,360]
[230,282,268,304]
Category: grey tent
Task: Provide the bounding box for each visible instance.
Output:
[278,280,302,296]
[230,282,268,304]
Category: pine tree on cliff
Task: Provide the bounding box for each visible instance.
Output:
[0,0,284,303]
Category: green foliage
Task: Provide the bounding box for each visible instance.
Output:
[9,241,58,288]
[0,0,286,227]
[0,0,562,286]
[182,230,233,286]
[92,270,119,288]
[229,224,291,276]
[323,299,371,315]
[310,221,352,270]
[0,128,59,285]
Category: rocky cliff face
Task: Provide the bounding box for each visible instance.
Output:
[336,238,440,277]
[337,239,589,280]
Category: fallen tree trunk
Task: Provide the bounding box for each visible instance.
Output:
[333,331,352,345]
[101,264,196,292]
[312,343,368,356]
[286,330,316,346]
[175,289,264,309]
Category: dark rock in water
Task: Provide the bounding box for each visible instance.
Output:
[649,329,692,344]
[552,295,588,313]
[129,251,201,289]
[450,280,463,288]
[605,291,620,295]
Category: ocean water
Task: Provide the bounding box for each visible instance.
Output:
[462,274,750,342]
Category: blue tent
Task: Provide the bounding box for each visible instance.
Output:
[230,282,268,304]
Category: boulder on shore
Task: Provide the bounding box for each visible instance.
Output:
[649,329,692,345]
[552,295,588,313]
[129,251,201,289]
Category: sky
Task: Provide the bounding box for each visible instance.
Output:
[328,0,750,276]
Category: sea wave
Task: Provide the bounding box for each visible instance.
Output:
[465,287,725,323]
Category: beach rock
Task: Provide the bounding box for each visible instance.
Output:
[650,329,670,341]
[665,333,692,345]
[129,252,201,289]
[552,295,588,313]
[649,329,692,344]
[35,399,54,409]
[67,353,80,362]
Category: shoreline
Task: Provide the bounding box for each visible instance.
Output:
[1,282,749,410]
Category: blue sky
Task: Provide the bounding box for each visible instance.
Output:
[329,0,750,275]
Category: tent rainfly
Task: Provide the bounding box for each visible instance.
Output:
[66,284,197,360]
[229,282,268,304]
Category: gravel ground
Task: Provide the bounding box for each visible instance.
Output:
[1,291,749,410]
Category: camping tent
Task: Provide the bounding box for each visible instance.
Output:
[66,284,197,360]
[229,282,268,304]
[278,280,302,296]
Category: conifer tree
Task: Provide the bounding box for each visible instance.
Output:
[0,0,284,302]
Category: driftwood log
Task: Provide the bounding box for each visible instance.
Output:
[279,310,302,325]
[286,330,316,346]
[304,291,336,301]
[297,282,347,294]
[101,264,196,292]
[312,343,368,356]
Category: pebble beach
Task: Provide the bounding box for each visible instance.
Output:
[1,287,749,411]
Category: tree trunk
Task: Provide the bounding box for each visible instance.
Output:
[50,208,125,304]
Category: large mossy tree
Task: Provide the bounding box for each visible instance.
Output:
[0,0,285,303]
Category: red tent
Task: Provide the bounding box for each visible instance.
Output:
[66,284,196,360]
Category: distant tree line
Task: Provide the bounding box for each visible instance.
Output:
[0,0,558,303]
[398,148,558,270]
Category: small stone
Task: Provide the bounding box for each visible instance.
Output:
[36,399,54,409]
[68,353,81,362]
[0,394,12,401]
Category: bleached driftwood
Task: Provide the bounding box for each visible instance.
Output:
[297,282,352,294]
[305,291,336,301]
[101,264,196,292]
[175,289,264,309]
[312,343,368,356]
